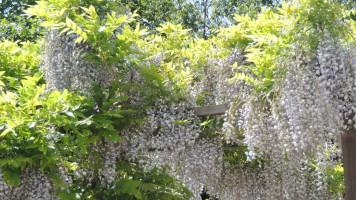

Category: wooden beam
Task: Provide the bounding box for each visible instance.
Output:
[149,146,247,152]
[190,104,229,117]
[342,128,356,200]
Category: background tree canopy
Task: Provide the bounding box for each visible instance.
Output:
[0,0,44,41]
[2,0,356,40]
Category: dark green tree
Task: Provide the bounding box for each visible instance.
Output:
[117,0,277,38]
[0,0,44,42]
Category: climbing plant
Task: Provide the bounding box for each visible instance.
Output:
[2,0,356,199]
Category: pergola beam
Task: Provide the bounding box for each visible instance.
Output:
[190,104,229,117]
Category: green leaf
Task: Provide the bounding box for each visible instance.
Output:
[59,28,70,35]
[123,180,141,189]
[66,17,72,29]
[59,8,66,16]
[140,183,156,191]
[48,173,67,189]
[103,110,123,118]
[118,180,143,199]
[66,31,76,35]
[57,190,76,200]
[13,155,32,169]
[0,128,12,137]
[105,132,122,142]
[80,7,90,14]
[75,116,93,126]
[235,73,256,85]
[173,120,191,125]
[107,13,114,25]
[89,5,96,16]
[131,189,143,199]
[2,168,21,187]
[6,120,17,129]
[0,158,13,167]
[74,37,83,44]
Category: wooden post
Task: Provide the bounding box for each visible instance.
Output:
[342,127,356,200]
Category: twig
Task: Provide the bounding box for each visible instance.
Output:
[100,51,119,86]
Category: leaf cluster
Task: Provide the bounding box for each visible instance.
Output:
[137,22,221,99]
[0,40,42,85]
[60,161,193,200]
[220,0,355,100]
[0,74,85,187]
[1,2,197,199]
